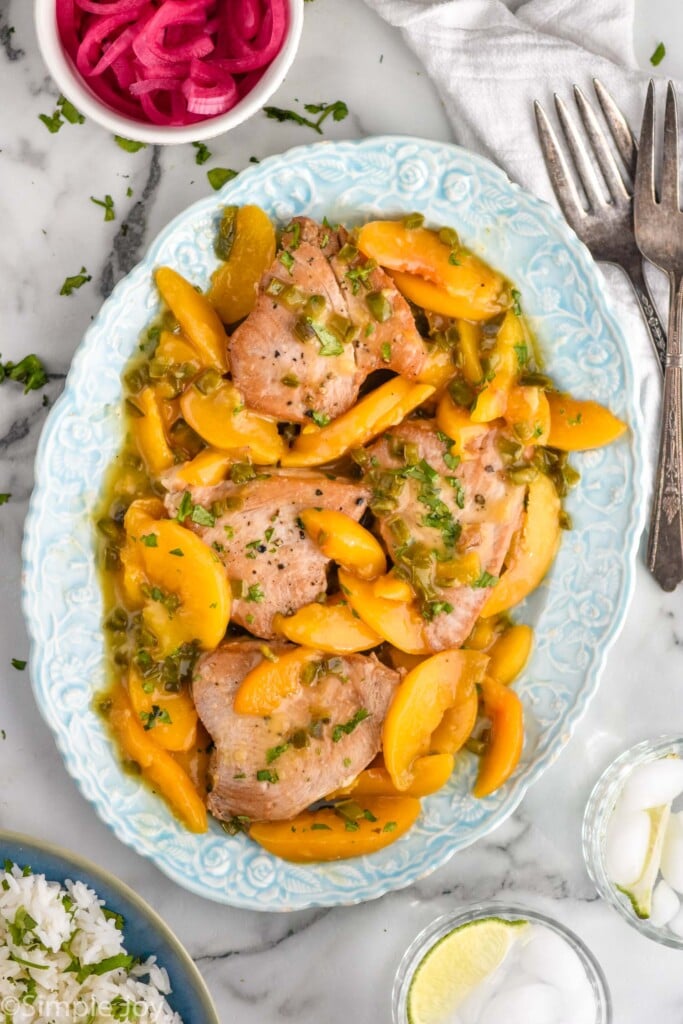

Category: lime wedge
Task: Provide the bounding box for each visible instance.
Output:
[618,803,671,919]
[407,917,529,1024]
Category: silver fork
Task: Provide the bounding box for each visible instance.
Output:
[535,79,667,373]
[634,81,683,591]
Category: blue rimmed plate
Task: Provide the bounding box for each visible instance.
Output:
[22,136,644,910]
[0,830,218,1022]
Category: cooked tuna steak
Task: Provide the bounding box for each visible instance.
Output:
[228,217,428,425]
[193,640,399,821]
[366,419,525,650]
[165,470,370,638]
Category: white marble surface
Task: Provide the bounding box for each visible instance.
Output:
[1,0,683,1020]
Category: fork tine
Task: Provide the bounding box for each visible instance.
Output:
[572,85,629,202]
[554,94,607,211]
[661,81,680,210]
[635,80,657,212]
[593,78,637,175]
[534,100,585,225]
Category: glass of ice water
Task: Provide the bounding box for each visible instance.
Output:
[392,902,611,1024]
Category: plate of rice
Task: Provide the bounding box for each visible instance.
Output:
[0,830,217,1024]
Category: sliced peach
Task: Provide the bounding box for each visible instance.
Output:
[338,568,430,656]
[300,509,387,580]
[130,387,175,476]
[108,686,207,833]
[504,386,551,445]
[249,795,421,862]
[457,320,484,383]
[281,378,435,468]
[155,266,229,372]
[429,683,479,755]
[372,573,414,602]
[155,330,202,369]
[180,380,285,464]
[332,753,454,798]
[172,447,236,488]
[471,310,525,422]
[210,205,277,324]
[416,346,458,388]
[272,602,381,653]
[481,473,561,617]
[382,649,490,790]
[436,392,490,459]
[357,220,507,320]
[385,647,425,673]
[473,676,524,798]
[122,506,231,655]
[127,669,198,753]
[487,624,533,685]
[233,646,323,716]
[547,393,627,451]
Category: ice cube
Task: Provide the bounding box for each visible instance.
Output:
[660,831,683,894]
[479,982,561,1024]
[520,928,586,992]
[666,904,683,938]
[650,879,680,927]
[561,983,599,1024]
[604,807,651,886]
[619,758,683,812]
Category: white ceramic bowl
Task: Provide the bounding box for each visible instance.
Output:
[34,0,304,145]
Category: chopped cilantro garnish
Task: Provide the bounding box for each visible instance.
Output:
[91,194,115,221]
[0,494,9,505]
[207,167,238,190]
[176,490,215,527]
[38,110,63,134]
[140,705,172,730]
[192,141,212,165]
[472,571,499,589]
[58,95,85,125]
[246,584,265,603]
[510,289,522,316]
[514,342,528,367]
[332,707,369,742]
[383,821,397,833]
[423,600,454,621]
[256,768,279,783]
[266,743,290,764]
[114,136,147,152]
[169,548,184,557]
[60,267,91,296]
[309,320,344,356]
[380,341,392,363]
[445,475,465,509]
[650,42,666,66]
[140,533,158,547]
[311,823,332,830]
[191,504,216,527]
[311,410,331,427]
[264,99,349,135]
[11,659,26,671]
[0,354,48,393]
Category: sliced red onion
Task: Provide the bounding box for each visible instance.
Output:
[58,0,290,128]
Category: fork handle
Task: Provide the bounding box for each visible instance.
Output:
[648,274,683,590]
[627,260,667,374]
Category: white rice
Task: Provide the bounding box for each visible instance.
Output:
[0,861,184,1023]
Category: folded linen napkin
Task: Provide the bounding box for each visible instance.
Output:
[363,0,667,497]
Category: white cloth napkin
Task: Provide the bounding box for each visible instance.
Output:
[363,0,667,494]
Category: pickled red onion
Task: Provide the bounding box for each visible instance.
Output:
[56,0,290,128]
